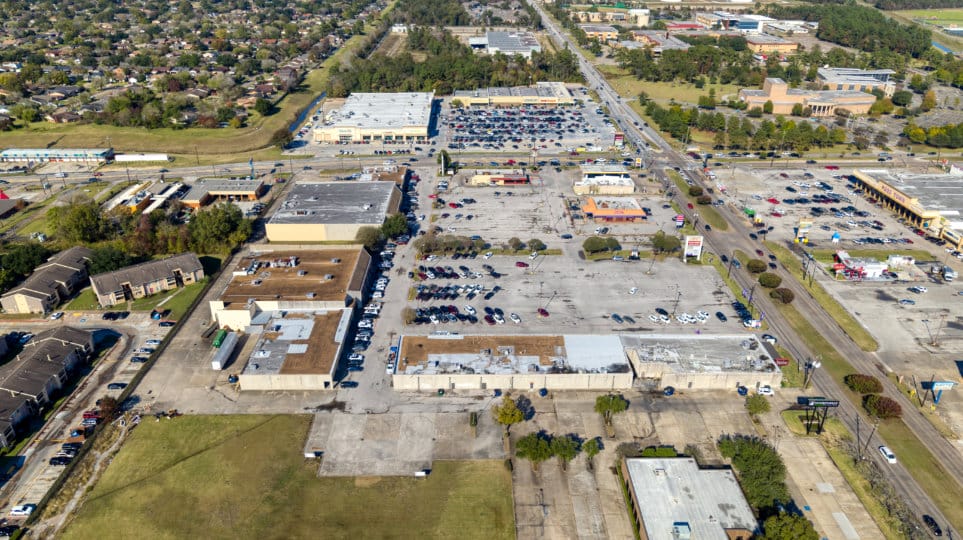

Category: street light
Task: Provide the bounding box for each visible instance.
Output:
[804,358,822,389]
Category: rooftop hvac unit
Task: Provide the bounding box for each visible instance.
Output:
[306,292,316,298]
[330,258,340,263]
[323,274,334,280]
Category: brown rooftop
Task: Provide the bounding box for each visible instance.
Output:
[400,335,564,368]
[221,249,360,304]
[278,311,342,375]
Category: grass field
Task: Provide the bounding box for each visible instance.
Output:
[765,241,879,352]
[895,8,963,24]
[598,65,743,105]
[63,280,206,319]
[62,415,514,540]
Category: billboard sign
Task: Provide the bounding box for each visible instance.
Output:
[932,381,956,391]
[683,235,704,259]
[808,399,840,408]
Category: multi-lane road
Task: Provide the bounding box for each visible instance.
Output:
[530,2,961,535]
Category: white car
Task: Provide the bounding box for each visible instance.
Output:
[349,353,364,362]
[9,504,34,517]
[464,305,476,316]
[629,287,638,295]
[145,339,162,346]
[510,313,521,324]
[529,252,538,260]
[493,314,505,324]
[386,362,395,374]
[649,314,660,322]
[909,286,927,294]
[878,445,897,464]
[50,311,64,320]
[757,385,774,396]
[483,251,493,259]
[371,291,384,299]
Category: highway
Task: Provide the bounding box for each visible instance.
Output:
[531,1,962,536]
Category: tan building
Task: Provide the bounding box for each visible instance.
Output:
[580,24,619,41]
[313,92,433,144]
[90,252,205,307]
[572,8,649,26]
[574,164,636,195]
[739,78,876,117]
[392,334,634,392]
[209,248,372,330]
[744,34,798,55]
[453,82,574,108]
[467,169,531,186]
[181,179,267,209]
[265,182,402,243]
[238,309,351,391]
[1,247,92,314]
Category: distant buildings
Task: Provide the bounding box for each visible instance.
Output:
[313,92,434,144]
[575,164,635,195]
[180,179,267,209]
[468,31,542,59]
[580,24,619,41]
[571,8,649,27]
[744,34,798,56]
[816,68,896,97]
[0,148,114,164]
[626,31,691,55]
[0,327,94,448]
[453,82,574,107]
[90,253,205,307]
[0,247,93,314]
[739,77,877,117]
[265,181,402,243]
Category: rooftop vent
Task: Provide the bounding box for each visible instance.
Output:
[306,292,316,298]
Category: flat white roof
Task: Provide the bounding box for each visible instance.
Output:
[624,457,758,539]
[321,92,434,130]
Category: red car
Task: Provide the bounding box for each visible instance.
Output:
[537,308,549,318]
[755,249,765,257]
[515,261,530,268]
[825,165,840,170]
[767,198,780,204]
[687,203,694,209]
[428,194,438,199]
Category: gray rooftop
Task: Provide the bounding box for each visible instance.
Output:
[453,82,572,101]
[90,252,203,294]
[621,334,779,374]
[484,31,541,55]
[581,163,631,175]
[624,457,758,539]
[321,92,433,130]
[268,181,399,225]
[817,67,895,84]
[858,169,963,222]
[181,178,264,203]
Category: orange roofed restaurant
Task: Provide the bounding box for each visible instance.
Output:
[581,197,648,223]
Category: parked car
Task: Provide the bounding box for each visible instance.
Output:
[340,381,359,388]
[50,311,64,320]
[9,505,34,517]
[130,356,148,364]
[922,514,942,537]
[107,382,127,390]
[757,385,774,396]
[515,261,529,268]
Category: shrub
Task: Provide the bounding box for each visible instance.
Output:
[641,445,678,457]
[717,434,789,513]
[770,288,795,304]
[746,259,767,273]
[746,394,771,416]
[864,394,902,419]
[758,272,782,288]
[845,374,883,394]
[688,186,704,197]
[696,195,712,205]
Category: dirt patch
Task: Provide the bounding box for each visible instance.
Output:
[354,477,383,488]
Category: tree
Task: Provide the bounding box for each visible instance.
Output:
[355,226,384,249]
[583,236,606,254]
[717,434,790,513]
[770,288,795,304]
[254,98,273,116]
[594,394,629,428]
[1,243,52,277]
[89,246,133,275]
[551,434,581,471]
[583,438,601,470]
[891,90,913,107]
[864,394,902,419]
[492,395,524,434]
[696,195,712,205]
[688,186,703,197]
[270,128,293,148]
[761,512,819,540]
[747,107,763,118]
[97,396,121,422]
[47,198,111,243]
[528,238,546,252]
[651,231,681,253]
[746,394,771,416]
[381,213,408,238]
[758,272,782,288]
[188,203,252,254]
[747,259,766,273]
[508,237,524,251]
[515,432,553,472]
[791,103,804,117]
[921,90,937,112]
[845,374,883,394]
[763,100,774,114]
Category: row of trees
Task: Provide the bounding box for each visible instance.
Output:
[616,45,766,88]
[515,431,600,472]
[903,121,963,149]
[645,101,848,152]
[326,28,582,97]
[355,214,409,249]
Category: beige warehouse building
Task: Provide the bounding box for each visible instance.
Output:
[313,92,434,144]
[739,77,876,117]
[265,182,402,243]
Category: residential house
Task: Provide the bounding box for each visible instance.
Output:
[0,246,93,314]
[90,252,205,307]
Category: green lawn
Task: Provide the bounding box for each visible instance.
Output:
[598,66,743,105]
[765,241,878,352]
[667,170,729,231]
[62,415,515,540]
[63,288,99,311]
[895,8,963,24]
[63,280,206,319]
